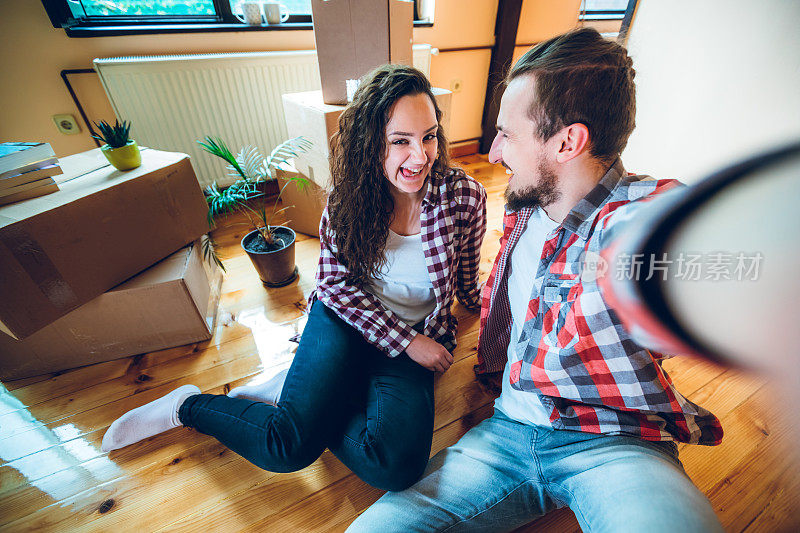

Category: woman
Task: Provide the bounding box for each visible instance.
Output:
[101,65,487,491]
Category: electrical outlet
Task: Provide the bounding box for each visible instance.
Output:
[450,79,463,93]
[53,114,81,135]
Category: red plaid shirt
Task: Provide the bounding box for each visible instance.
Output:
[311,167,487,357]
[477,159,723,445]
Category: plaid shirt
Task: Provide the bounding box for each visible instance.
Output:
[311,167,487,357]
[476,159,723,445]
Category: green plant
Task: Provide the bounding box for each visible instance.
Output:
[200,233,226,273]
[93,119,132,148]
[198,135,312,260]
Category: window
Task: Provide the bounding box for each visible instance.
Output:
[69,1,217,17]
[44,1,429,37]
[66,0,313,17]
[580,0,630,20]
[42,0,313,36]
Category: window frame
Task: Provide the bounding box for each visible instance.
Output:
[578,11,626,21]
[578,0,629,20]
[41,0,432,37]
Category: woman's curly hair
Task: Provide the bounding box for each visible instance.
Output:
[327,64,450,286]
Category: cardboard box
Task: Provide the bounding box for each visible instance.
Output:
[276,162,327,237]
[0,241,222,381]
[0,148,209,340]
[311,0,414,105]
[292,148,334,190]
[283,88,452,189]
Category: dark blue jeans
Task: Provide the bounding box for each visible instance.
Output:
[178,299,435,491]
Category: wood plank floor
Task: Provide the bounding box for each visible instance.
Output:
[1,154,798,532]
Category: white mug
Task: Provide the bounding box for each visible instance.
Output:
[236,1,265,25]
[263,2,290,24]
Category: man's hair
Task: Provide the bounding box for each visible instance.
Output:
[506,27,636,164]
[328,64,450,286]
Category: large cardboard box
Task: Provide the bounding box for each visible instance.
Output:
[276,162,327,238]
[0,148,209,340]
[311,0,414,104]
[282,88,452,188]
[0,241,222,381]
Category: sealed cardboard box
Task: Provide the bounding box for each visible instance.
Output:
[0,148,209,340]
[311,0,414,104]
[0,241,222,381]
[292,148,334,190]
[283,88,452,188]
[282,92,345,161]
[276,161,327,238]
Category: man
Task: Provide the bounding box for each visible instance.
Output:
[348,28,723,532]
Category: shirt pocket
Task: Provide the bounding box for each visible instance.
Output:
[542,276,581,348]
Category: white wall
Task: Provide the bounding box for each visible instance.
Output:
[623,0,800,183]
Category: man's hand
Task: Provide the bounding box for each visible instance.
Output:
[406,334,454,373]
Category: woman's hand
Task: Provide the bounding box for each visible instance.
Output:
[405,334,454,372]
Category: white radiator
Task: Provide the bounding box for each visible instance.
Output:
[94,45,434,188]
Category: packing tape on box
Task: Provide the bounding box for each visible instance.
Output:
[0,225,79,311]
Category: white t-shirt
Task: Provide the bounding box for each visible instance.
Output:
[494,206,559,426]
[369,229,436,325]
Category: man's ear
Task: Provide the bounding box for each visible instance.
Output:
[554,123,591,163]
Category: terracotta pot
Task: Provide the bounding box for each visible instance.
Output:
[241,226,298,287]
[101,140,142,171]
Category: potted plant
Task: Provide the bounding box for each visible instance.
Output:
[199,135,312,287]
[93,119,141,171]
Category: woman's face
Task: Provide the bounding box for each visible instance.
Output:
[383,93,439,197]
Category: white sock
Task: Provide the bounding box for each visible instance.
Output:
[100,384,201,452]
[227,368,289,405]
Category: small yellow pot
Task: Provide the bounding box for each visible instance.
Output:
[101,140,142,171]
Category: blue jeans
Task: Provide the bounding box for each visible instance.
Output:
[179,299,434,491]
[348,410,722,532]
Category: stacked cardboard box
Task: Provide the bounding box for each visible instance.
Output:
[311,0,414,105]
[0,147,217,380]
[276,161,327,238]
[0,241,222,380]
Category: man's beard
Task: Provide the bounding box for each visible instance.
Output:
[504,160,561,211]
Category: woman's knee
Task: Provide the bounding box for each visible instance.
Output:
[361,442,431,492]
[255,440,325,474]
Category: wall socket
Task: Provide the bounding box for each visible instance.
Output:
[53,114,81,135]
[450,78,463,93]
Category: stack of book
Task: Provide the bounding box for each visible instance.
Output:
[0,142,62,206]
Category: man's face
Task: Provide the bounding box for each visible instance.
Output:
[488,76,561,211]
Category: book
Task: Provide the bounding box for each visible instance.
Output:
[0,143,57,175]
[0,176,57,197]
[0,164,63,191]
[0,181,59,206]
[0,157,60,180]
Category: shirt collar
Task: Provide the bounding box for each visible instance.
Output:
[561,158,627,239]
[421,167,445,207]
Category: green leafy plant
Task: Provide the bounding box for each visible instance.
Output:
[93,119,132,148]
[198,135,312,263]
[200,233,226,273]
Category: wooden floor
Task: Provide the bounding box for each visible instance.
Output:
[1,154,798,532]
